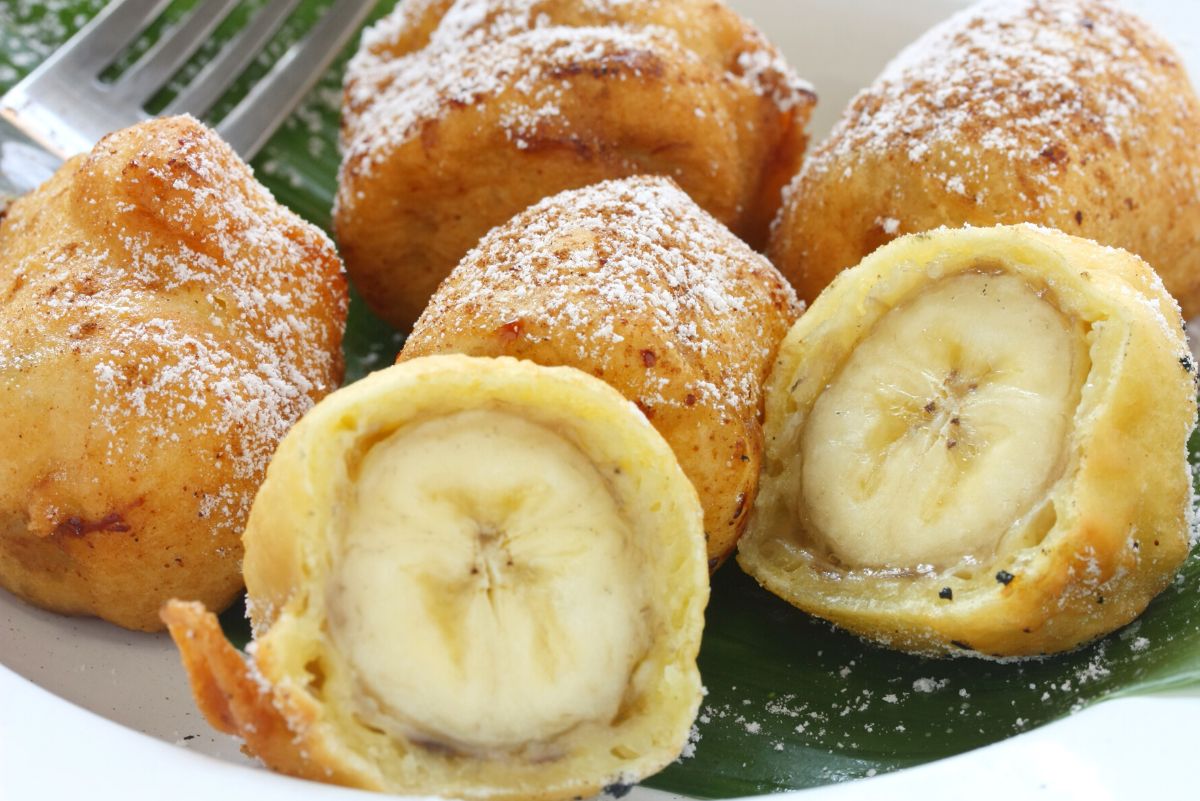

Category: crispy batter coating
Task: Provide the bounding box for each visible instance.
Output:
[0,116,347,631]
[770,0,1200,314]
[162,601,366,788]
[400,176,802,567]
[336,0,814,329]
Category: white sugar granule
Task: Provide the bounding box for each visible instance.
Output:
[912,678,948,693]
[407,175,800,416]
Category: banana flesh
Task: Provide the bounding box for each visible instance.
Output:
[801,272,1088,570]
[329,409,647,752]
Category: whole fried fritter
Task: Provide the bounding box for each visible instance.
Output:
[336,0,814,329]
[770,0,1200,314]
[0,116,347,631]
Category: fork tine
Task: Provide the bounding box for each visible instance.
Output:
[111,0,241,107]
[164,0,303,118]
[0,0,173,156]
[217,0,374,159]
[49,0,175,74]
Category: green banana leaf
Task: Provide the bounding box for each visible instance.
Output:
[3,2,1198,797]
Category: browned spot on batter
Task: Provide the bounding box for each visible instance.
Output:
[548,49,664,81]
[1040,144,1069,165]
[496,318,523,343]
[418,118,440,151]
[70,320,100,339]
[731,492,747,520]
[6,270,23,299]
[54,512,131,538]
[73,274,101,297]
[517,133,595,160]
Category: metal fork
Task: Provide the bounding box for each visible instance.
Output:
[0,0,374,202]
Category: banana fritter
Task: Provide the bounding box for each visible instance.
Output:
[336,0,814,329]
[770,0,1200,314]
[163,355,708,801]
[400,175,802,567]
[741,225,1196,657]
[0,116,347,631]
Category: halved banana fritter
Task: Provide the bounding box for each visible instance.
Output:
[739,224,1197,658]
[163,354,708,801]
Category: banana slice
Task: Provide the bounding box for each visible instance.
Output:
[739,224,1197,657]
[162,354,708,800]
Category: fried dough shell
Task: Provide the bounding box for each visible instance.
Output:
[741,225,1196,657]
[164,355,708,801]
[0,116,347,630]
[770,0,1200,314]
[337,0,813,328]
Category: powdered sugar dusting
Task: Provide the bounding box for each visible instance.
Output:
[339,0,812,183]
[407,175,801,416]
[0,116,346,538]
[677,723,701,760]
[684,604,1180,786]
[790,0,1200,211]
[345,25,695,169]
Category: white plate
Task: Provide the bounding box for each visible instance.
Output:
[3,1,1199,798]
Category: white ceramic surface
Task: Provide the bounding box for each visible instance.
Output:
[3,0,1199,798]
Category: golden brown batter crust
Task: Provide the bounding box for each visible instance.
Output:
[336,0,814,328]
[770,0,1200,315]
[400,176,801,566]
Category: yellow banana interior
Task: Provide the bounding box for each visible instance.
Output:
[801,272,1089,570]
[328,409,648,753]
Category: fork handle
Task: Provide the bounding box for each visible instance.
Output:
[0,117,62,207]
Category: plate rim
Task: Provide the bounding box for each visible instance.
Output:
[4,661,1198,800]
